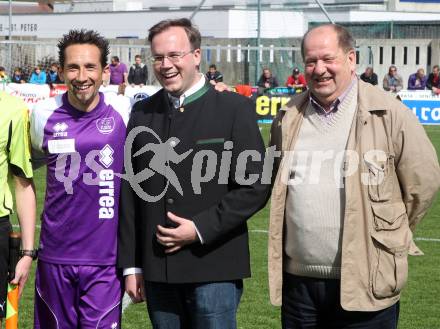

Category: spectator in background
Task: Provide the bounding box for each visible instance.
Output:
[426,65,440,95]
[110,56,128,85]
[285,67,307,91]
[46,63,61,84]
[383,65,403,93]
[407,68,427,90]
[29,66,47,84]
[257,68,279,89]
[206,64,223,85]
[128,55,148,87]
[11,67,27,83]
[0,66,10,84]
[360,67,378,85]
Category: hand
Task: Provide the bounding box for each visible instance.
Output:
[214,82,231,92]
[118,83,126,95]
[156,212,197,254]
[125,274,145,303]
[10,256,33,299]
[209,80,217,86]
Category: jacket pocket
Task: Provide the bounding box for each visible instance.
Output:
[370,210,411,299]
[371,202,406,231]
[364,152,395,202]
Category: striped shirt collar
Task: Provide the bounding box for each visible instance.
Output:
[309,76,357,116]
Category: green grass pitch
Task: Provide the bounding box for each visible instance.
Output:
[10,124,440,328]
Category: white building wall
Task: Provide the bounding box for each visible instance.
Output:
[356,39,432,89]
[389,0,440,12]
[305,8,440,23]
[0,9,305,39]
[228,10,306,38]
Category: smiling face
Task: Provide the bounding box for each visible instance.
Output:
[60,44,108,112]
[151,26,201,96]
[303,26,356,107]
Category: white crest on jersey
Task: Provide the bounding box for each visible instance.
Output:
[96,117,115,135]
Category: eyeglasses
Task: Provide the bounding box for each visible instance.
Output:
[149,50,194,65]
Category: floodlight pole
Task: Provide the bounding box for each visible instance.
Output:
[8,0,12,72]
[315,0,334,24]
[255,0,261,84]
[189,0,207,20]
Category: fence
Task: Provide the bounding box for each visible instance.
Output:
[1,38,439,88]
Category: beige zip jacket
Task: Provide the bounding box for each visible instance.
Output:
[268,79,440,311]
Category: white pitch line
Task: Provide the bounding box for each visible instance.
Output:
[12,224,41,229]
[249,229,440,242]
[250,229,269,233]
[414,237,440,242]
[122,293,132,314]
[10,226,440,242]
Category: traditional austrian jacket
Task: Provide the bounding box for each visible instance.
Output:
[118,84,270,283]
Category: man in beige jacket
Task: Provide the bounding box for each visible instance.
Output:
[268,24,440,329]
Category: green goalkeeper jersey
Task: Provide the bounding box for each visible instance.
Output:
[0,91,33,217]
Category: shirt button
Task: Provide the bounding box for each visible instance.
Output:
[166,198,174,205]
[170,140,176,147]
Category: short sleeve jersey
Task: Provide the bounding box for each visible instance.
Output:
[0,91,33,217]
[31,92,130,265]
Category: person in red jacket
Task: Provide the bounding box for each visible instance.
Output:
[426,65,440,95]
[285,67,307,91]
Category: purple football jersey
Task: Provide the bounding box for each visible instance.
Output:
[31,92,130,265]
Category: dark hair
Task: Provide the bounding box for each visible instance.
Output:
[389,65,397,73]
[0,66,5,72]
[148,18,201,51]
[433,65,440,71]
[58,29,109,68]
[135,54,141,60]
[301,24,355,60]
[112,56,120,62]
[209,64,216,70]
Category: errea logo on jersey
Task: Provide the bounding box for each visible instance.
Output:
[53,122,68,137]
[99,144,114,168]
[99,145,115,219]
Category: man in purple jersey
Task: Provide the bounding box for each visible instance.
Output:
[109,56,128,86]
[30,30,130,329]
